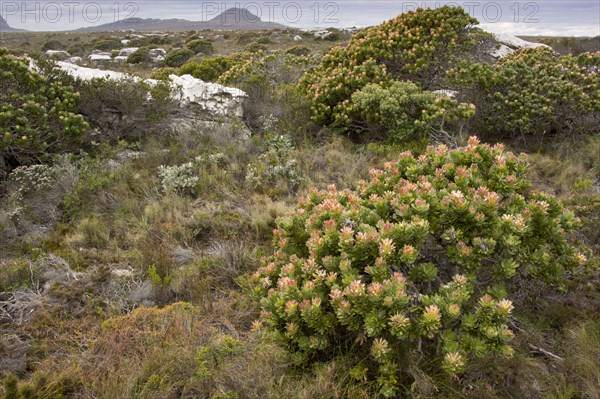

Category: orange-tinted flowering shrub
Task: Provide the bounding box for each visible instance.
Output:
[253,137,593,397]
[449,47,600,138]
[300,6,478,128]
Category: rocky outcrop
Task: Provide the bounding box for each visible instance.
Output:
[54,62,247,128]
[490,33,551,59]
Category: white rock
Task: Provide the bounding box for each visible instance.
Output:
[490,44,514,59]
[57,61,134,81]
[67,56,82,64]
[88,53,113,63]
[490,33,550,59]
[113,55,129,62]
[293,35,303,41]
[149,48,166,57]
[52,62,247,119]
[121,39,131,45]
[151,55,165,62]
[314,30,332,39]
[44,50,70,59]
[169,74,247,118]
[118,47,139,57]
[432,89,459,98]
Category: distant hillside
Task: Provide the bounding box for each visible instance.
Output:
[78,8,287,32]
[0,15,27,32]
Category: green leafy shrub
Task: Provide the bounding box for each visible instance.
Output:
[150,67,178,81]
[253,137,593,396]
[91,38,121,51]
[0,49,88,174]
[300,6,478,127]
[179,56,238,82]
[41,40,64,51]
[244,42,267,54]
[76,77,175,142]
[449,48,600,138]
[351,81,475,143]
[186,39,215,55]
[126,46,152,64]
[165,48,194,67]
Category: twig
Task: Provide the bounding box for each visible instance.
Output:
[527,344,564,362]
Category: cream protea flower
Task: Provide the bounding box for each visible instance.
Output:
[340,226,354,244]
[389,312,410,336]
[261,277,272,288]
[326,272,338,285]
[452,274,469,286]
[447,303,461,317]
[496,299,514,315]
[251,319,263,332]
[449,190,466,206]
[285,322,299,336]
[379,238,396,258]
[371,338,389,361]
[368,282,384,297]
[281,263,295,276]
[330,288,343,302]
[479,294,495,308]
[443,351,465,374]
[345,279,366,296]
[574,252,588,265]
[484,191,500,206]
[278,277,297,290]
[401,244,417,258]
[338,299,351,313]
[422,304,442,325]
[284,299,299,315]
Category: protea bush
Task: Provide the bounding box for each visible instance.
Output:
[253,137,592,397]
[449,47,600,138]
[300,6,479,128]
[0,49,88,174]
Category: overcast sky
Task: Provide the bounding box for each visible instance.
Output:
[1,0,599,36]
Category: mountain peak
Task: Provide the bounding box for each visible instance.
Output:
[209,7,262,24]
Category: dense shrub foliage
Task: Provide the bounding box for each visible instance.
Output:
[450,48,600,138]
[0,49,88,174]
[300,6,478,128]
[127,47,152,64]
[179,56,240,82]
[186,39,215,55]
[253,137,592,396]
[165,48,194,67]
[351,81,475,143]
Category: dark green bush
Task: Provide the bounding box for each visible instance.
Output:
[179,56,238,82]
[91,38,121,51]
[186,39,215,55]
[165,48,195,67]
[0,49,88,175]
[126,46,152,64]
[301,6,479,127]
[449,48,600,139]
